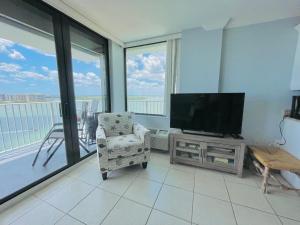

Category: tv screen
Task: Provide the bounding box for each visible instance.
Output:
[170,93,245,135]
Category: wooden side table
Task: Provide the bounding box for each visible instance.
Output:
[249,146,300,193]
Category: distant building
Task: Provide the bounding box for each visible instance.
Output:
[0,94,48,102]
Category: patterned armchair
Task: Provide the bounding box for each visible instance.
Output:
[96,112,150,180]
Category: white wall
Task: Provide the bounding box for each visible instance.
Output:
[281,118,300,188]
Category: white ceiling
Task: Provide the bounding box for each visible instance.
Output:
[57,0,300,43]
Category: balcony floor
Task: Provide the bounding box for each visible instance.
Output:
[0,141,95,200]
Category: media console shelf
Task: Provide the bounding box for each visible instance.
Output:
[169,129,246,177]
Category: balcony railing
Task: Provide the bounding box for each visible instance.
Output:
[127,99,164,115]
[0,100,99,154]
[0,98,164,155]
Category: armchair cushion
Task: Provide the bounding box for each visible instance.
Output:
[107,134,146,159]
[98,112,133,137]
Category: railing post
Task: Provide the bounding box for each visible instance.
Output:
[50,102,55,126]
[0,112,6,152]
[18,104,26,145]
[24,104,32,143]
[11,104,20,147]
[4,105,13,150]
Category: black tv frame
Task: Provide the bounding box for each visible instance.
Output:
[170,93,245,138]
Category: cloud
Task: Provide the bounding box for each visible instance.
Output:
[127,53,166,80]
[0,38,14,53]
[20,44,55,57]
[129,71,165,82]
[0,78,12,84]
[41,66,49,72]
[142,54,165,74]
[127,59,138,74]
[73,72,101,87]
[0,38,26,60]
[127,78,161,89]
[9,49,25,60]
[0,62,21,72]
[126,52,166,96]
[16,71,48,80]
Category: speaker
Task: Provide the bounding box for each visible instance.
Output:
[291,96,300,120]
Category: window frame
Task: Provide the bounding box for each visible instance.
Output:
[124,41,167,116]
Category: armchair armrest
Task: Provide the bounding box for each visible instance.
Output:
[96,126,109,173]
[133,123,150,142]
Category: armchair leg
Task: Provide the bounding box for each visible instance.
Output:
[102,172,107,180]
[142,162,148,169]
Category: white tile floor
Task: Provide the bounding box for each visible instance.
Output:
[1,151,300,225]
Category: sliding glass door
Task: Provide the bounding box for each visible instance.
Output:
[0,0,110,203]
[68,22,109,157]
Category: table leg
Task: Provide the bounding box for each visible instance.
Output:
[262,167,270,194]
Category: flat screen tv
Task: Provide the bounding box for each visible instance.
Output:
[170,93,245,135]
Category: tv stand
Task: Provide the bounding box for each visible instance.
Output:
[170,129,246,177]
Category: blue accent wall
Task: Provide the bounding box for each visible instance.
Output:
[180,28,223,93]
[220,17,300,143]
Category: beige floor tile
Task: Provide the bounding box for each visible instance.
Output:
[0,196,42,225]
[165,169,194,191]
[69,188,119,225]
[233,204,281,225]
[154,185,193,221]
[227,182,273,213]
[101,198,151,225]
[147,209,190,225]
[124,178,162,207]
[192,194,236,225]
[11,201,63,225]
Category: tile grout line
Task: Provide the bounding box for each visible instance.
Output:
[223,177,286,216]
[6,197,44,225]
[279,216,300,223]
[9,160,98,225]
[144,162,171,225]
[55,214,88,225]
[190,170,196,225]
[98,169,141,225]
[263,193,284,225]
[223,174,238,225]
[106,164,193,223]
[37,183,97,225]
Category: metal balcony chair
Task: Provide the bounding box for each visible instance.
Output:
[32,103,91,167]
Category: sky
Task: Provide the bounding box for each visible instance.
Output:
[126,43,166,97]
[0,37,103,98]
[0,36,167,99]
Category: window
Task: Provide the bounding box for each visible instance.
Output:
[125,42,167,115]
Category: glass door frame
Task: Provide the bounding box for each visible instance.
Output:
[59,15,111,161]
[0,0,110,204]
